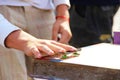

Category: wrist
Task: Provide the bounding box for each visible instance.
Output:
[5,30,35,50]
[56,16,70,21]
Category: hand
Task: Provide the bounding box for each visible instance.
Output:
[5,30,77,58]
[52,18,72,44]
[23,39,77,58]
[52,4,71,44]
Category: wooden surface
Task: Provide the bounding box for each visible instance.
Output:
[62,43,120,69]
[31,43,120,80]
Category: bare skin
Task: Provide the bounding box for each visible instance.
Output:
[5,4,75,59]
[52,4,71,43]
[5,30,77,58]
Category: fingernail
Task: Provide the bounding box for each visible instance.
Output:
[70,47,77,51]
[48,51,54,55]
[59,49,66,53]
[36,53,42,58]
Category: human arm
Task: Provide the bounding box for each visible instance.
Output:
[0,14,77,58]
[5,30,76,58]
[52,0,72,44]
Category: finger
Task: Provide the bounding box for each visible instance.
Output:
[31,47,42,58]
[37,45,54,56]
[52,24,59,41]
[59,33,70,44]
[51,41,77,52]
[45,42,66,53]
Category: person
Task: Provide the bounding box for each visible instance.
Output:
[112,6,120,44]
[0,0,77,80]
[69,0,119,47]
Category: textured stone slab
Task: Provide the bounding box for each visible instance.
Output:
[33,60,120,80]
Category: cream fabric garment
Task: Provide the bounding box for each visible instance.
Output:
[0,0,70,10]
[0,6,55,80]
